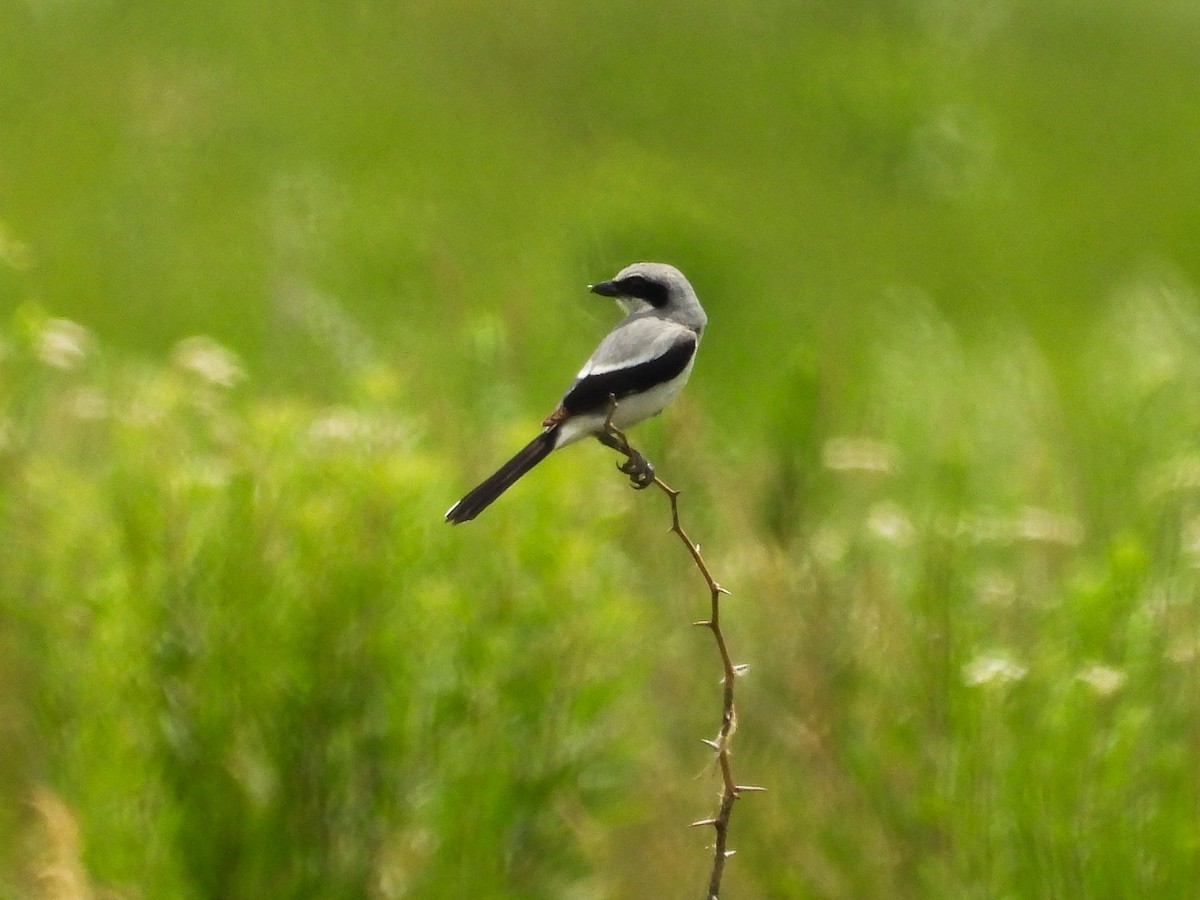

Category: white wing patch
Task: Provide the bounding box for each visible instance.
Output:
[574,317,696,380]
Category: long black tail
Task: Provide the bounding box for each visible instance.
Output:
[445,429,558,524]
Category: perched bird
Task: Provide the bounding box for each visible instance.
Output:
[445,262,707,524]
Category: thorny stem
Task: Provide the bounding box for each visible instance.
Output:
[601,397,759,900]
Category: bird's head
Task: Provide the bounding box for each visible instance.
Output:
[589,262,695,317]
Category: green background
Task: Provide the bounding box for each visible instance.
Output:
[2,1,1199,897]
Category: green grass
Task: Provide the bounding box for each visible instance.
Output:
[3,1,1200,897]
[4,288,1199,897]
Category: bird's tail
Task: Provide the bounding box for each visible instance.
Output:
[445,428,558,524]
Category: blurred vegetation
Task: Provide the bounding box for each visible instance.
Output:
[2,0,1200,897]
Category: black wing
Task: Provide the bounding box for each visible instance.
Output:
[560,333,696,416]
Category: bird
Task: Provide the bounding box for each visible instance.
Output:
[445,262,707,524]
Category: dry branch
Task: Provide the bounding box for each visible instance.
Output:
[601,399,758,900]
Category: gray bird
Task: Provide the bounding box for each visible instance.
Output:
[445,262,707,523]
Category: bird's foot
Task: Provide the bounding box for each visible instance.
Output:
[600,397,655,489]
[618,449,655,489]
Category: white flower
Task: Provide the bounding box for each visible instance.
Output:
[973,571,1017,607]
[821,437,898,474]
[962,652,1027,687]
[1076,664,1126,697]
[309,407,371,444]
[867,501,914,545]
[1014,506,1083,547]
[955,507,1083,547]
[37,318,93,370]
[172,336,244,387]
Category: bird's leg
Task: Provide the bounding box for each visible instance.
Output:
[598,428,655,487]
[599,395,656,489]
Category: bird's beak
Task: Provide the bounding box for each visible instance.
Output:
[589,279,621,297]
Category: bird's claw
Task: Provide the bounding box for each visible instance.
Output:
[618,451,655,489]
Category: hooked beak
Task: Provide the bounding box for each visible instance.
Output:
[588,279,621,297]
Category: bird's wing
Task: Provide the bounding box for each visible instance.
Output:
[559,317,697,416]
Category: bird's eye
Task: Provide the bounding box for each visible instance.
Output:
[617,275,670,307]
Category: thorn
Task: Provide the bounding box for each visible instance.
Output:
[700,738,721,751]
[692,619,713,628]
[715,584,732,596]
[733,664,750,676]
[724,849,737,858]
[736,785,767,793]
[690,818,717,828]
